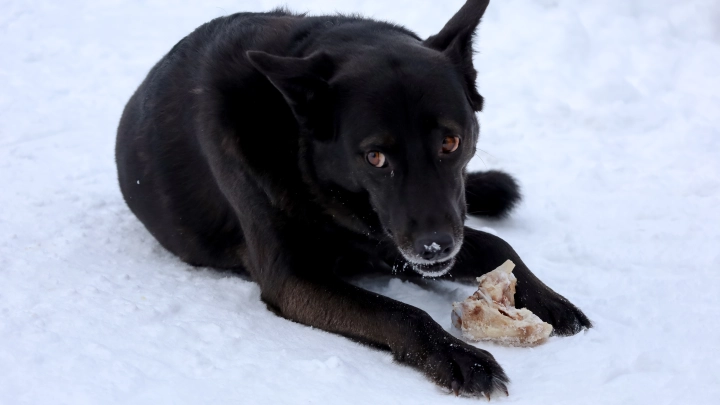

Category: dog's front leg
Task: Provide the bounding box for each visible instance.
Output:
[202,152,507,395]
[447,227,592,336]
[241,221,508,397]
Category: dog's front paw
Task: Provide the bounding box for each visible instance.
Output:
[392,311,508,397]
[397,330,508,398]
[424,337,508,398]
[516,289,592,336]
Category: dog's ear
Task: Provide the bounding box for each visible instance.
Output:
[246,51,335,137]
[424,0,490,111]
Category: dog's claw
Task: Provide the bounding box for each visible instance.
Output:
[451,381,460,396]
[502,386,508,396]
[484,392,490,401]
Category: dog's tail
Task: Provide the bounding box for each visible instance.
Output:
[465,170,521,219]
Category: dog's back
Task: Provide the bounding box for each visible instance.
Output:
[116,10,440,268]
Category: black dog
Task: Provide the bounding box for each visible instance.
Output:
[116,0,590,397]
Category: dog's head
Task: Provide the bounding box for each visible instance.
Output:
[248,0,490,277]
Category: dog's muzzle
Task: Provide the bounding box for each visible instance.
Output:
[408,256,456,277]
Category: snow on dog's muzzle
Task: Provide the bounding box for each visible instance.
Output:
[393,231,464,277]
[410,256,456,277]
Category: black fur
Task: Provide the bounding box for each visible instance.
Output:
[465,170,521,218]
[116,0,590,397]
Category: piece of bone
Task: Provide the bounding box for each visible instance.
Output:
[451,260,553,346]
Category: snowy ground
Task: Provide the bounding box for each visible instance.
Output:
[2,0,720,404]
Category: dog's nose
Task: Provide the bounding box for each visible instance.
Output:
[414,232,454,261]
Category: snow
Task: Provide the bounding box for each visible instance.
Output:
[1,0,719,404]
[425,242,442,252]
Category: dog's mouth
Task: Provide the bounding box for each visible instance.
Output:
[408,256,456,278]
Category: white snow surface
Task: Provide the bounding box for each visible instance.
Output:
[2,0,720,404]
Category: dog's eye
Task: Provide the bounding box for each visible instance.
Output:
[366,151,387,168]
[442,136,460,154]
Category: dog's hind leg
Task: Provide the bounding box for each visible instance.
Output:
[465,170,521,219]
